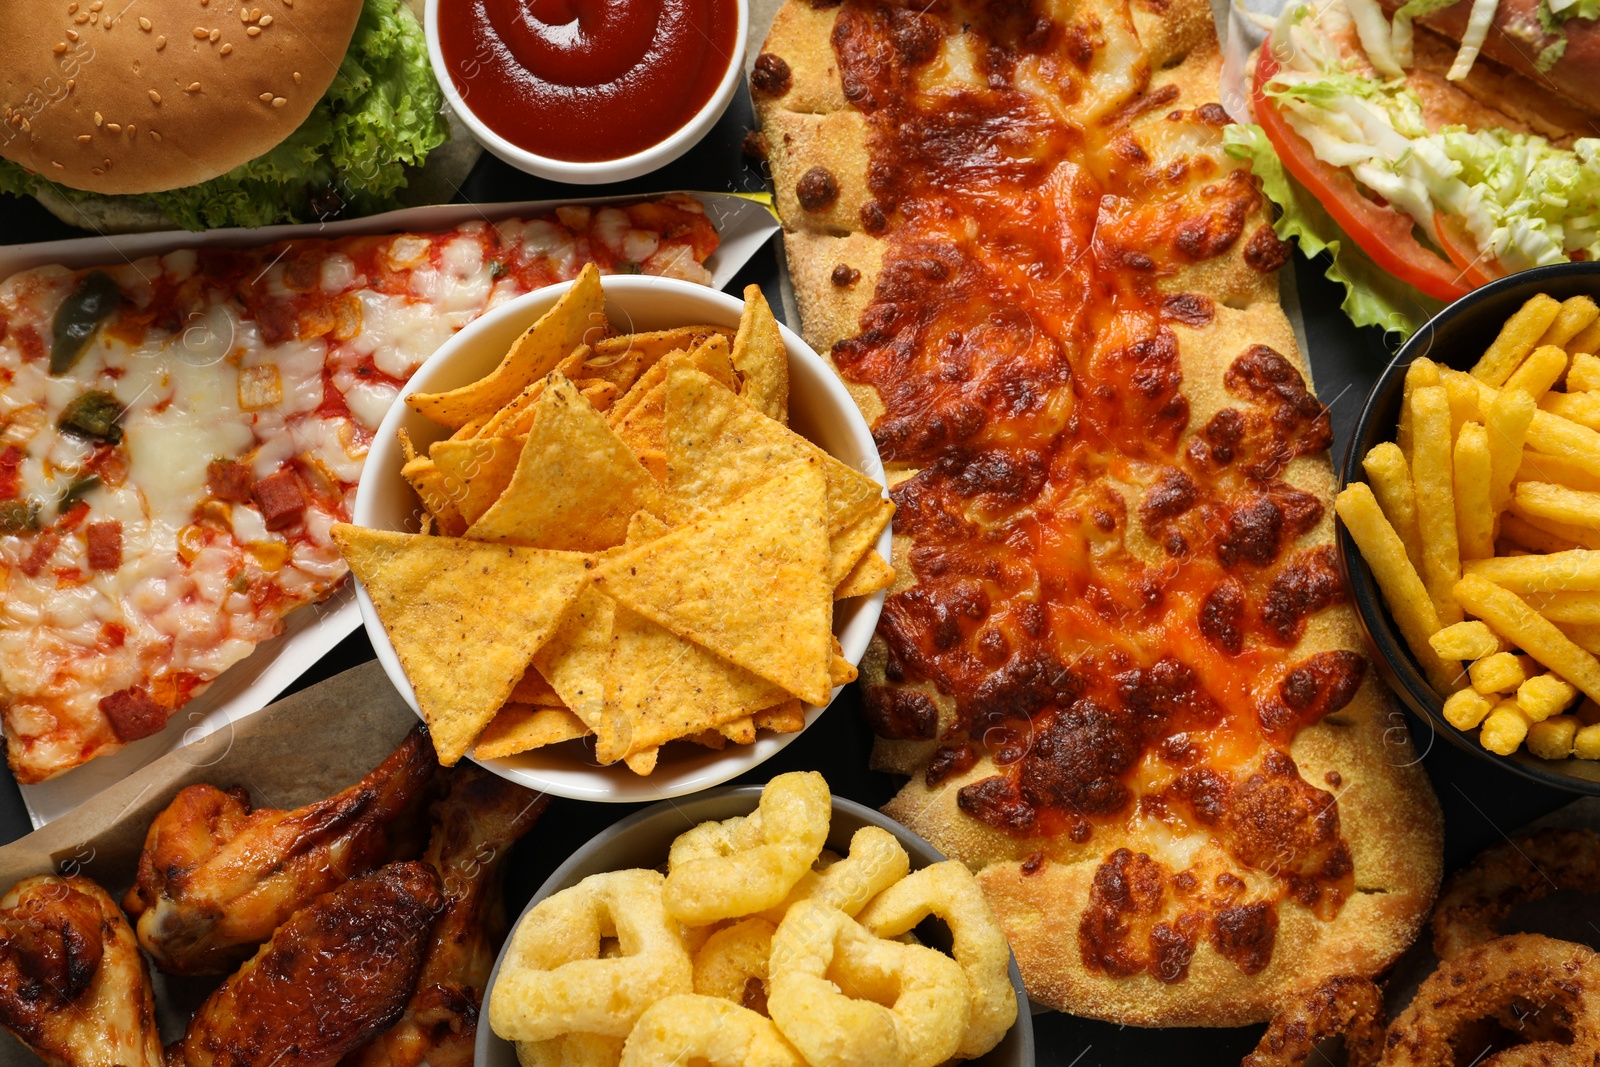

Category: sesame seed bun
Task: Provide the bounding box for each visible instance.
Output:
[0,0,363,196]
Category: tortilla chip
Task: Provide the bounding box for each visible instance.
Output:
[331,525,593,765]
[827,500,895,585]
[835,548,895,599]
[831,654,858,687]
[511,666,565,707]
[430,435,526,526]
[687,729,727,750]
[529,585,616,730]
[733,285,788,423]
[400,453,468,537]
[596,603,789,762]
[717,717,756,744]
[626,510,672,544]
[587,326,732,394]
[577,379,619,412]
[408,263,606,428]
[623,747,659,775]
[419,513,435,536]
[663,366,882,535]
[474,705,590,759]
[596,461,834,705]
[613,337,739,458]
[468,374,659,552]
[753,700,806,734]
[609,335,738,427]
[476,345,590,439]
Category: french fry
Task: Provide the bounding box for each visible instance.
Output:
[1411,386,1464,624]
[1471,294,1562,385]
[1503,345,1569,399]
[1454,423,1496,560]
[1464,549,1600,592]
[1445,368,1600,481]
[1443,689,1494,730]
[1559,622,1600,655]
[1538,391,1600,431]
[1575,723,1600,758]
[1335,483,1457,691]
[1516,449,1600,494]
[1570,319,1600,358]
[1527,715,1578,758]
[1454,574,1600,702]
[1397,357,1441,458]
[1362,442,1425,573]
[1522,590,1600,625]
[1429,620,1507,660]
[1479,702,1531,754]
[1469,651,1526,694]
[1512,481,1600,530]
[1534,294,1598,350]
[1485,389,1535,527]
[1444,374,1482,438]
[1504,504,1600,551]
[1517,673,1578,721]
[1499,513,1581,554]
[1568,352,1600,391]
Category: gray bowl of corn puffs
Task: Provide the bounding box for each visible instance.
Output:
[1338,261,1600,793]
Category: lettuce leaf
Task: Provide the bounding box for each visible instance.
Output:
[1224,123,1445,339]
[0,0,446,230]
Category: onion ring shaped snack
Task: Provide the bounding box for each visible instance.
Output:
[857,861,1017,1059]
[619,994,804,1067]
[1384,935,1600,1067]
[1241,975,1385,1067]
[765,826,910,922]
[768,901,969,1067]
[693,917,776,1008]
[665,772,830,924]
[1433,829,1600,960]
[489,869,691,1042]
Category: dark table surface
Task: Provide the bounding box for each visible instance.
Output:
[0,81,1581,1066]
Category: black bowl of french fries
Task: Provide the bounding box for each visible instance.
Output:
[1339,261,1600,793]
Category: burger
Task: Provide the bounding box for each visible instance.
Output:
[1225,0,1600,335]
[0,0,467,233]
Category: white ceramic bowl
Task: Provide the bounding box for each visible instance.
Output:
[354,275,890,801]
[476,788,1036,1065]
[424,0,748,184]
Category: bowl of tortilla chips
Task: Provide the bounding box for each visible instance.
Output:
[340,266,893,800]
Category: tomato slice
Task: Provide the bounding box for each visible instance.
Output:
[1433,211,1505,288]
[1253,43,1472,303]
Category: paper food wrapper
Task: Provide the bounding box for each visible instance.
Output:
[2,192,781,830]
[0,661,419,1055]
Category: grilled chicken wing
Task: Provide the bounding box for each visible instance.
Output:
[124,726,437,975]
[175,861,443,1067]
[0,875,162,1067]
[345,766,550,1067]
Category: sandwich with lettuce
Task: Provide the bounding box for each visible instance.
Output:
[1225,0,1600,335]
[0,0,467,232]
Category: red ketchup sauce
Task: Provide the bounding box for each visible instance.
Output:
[437,0,740,162]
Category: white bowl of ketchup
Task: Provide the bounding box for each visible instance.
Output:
[427,0,749,183]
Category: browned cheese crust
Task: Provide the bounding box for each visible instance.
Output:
[752,0,1443,1027]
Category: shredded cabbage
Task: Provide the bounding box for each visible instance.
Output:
[0,0,446,230]
[1261,0,1600,273]
[1224,123,1446,337]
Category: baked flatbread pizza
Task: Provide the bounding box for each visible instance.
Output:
[750,0,1444,1025]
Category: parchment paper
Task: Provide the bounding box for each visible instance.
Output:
[0,661,419,1056]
